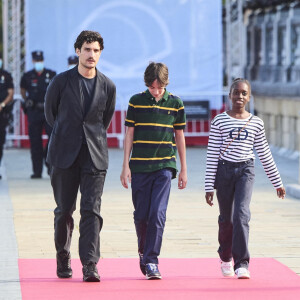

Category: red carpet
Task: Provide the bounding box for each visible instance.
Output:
[19,258,300,300]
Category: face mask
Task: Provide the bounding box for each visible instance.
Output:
[0,59,2,69]
[34,62,44,72]
[68,64,76,70]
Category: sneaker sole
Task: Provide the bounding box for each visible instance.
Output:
[222,272,235,277]
[146,275,162,280]
[237,275,250,279]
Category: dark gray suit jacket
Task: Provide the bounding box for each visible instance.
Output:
[44,66,116,170]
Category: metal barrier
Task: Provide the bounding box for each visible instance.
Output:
[5,96,127,148]
[5,91,254,148]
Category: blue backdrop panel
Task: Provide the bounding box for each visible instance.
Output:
[26,0,222,109]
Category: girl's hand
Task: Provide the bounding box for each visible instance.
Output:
[205,192,214,206]
[276,187,286,199]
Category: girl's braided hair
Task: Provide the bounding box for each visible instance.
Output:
[230,78,251,95]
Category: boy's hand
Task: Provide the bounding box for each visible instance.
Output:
[120,165,131,189]
[205,192,214,206]
[178,169,187,189]
[276,187,286,199]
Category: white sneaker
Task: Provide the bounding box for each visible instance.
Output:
[220,260,234,277]
[235,267,250,279]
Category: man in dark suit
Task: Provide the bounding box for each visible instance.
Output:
[44,30,116,282]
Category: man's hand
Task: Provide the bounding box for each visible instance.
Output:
[205,192,214,206]
[178,169,187,189]
[120,165,131,189]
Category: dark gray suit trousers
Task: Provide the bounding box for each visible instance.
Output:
[51,143,106,265]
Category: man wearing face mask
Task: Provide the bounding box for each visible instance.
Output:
[20,51,56,178]
[0,54,14,180]
[68,55,78,70]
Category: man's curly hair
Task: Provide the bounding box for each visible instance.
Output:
[74,30,104,51]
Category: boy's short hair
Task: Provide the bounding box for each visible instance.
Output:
[74,30,104,51]
[144,62,169,87]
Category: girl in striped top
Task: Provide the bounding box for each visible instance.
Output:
[204,78,285,279]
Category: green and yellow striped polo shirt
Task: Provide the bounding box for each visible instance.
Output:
[125,89,186,176]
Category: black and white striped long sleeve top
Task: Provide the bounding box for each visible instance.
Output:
[204,112,283,192]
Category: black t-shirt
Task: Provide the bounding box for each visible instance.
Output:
[78,74,96,116]
[78,73,96,144]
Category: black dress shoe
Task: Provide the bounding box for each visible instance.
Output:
[57,253,72,278]
[31,174,42,179]
[82,262,100,282]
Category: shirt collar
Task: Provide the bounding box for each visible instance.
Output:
[145,89,169,102]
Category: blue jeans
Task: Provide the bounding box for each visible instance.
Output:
[131,168,172,265]
[215,159,255,270]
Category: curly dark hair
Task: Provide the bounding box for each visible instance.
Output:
[74,30,104,51]
[144,62,169,87]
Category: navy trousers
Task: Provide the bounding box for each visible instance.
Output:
[215,159,255,270]
[131,168,172,265]
[51,144,106,265]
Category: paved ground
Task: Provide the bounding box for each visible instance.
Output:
[0,147,300,299]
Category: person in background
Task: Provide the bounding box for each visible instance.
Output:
[20,51,56,178]
[68,55,78,69]
[0,53,14,179]
[45,30,116,282]
[204,78,286,279]
[120,62,187,280]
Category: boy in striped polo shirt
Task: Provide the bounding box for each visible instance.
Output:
[120,62,187,279]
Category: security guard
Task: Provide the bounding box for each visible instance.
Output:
[0,54,14,180]
[20,50,56,178]
[67,55,78,69]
